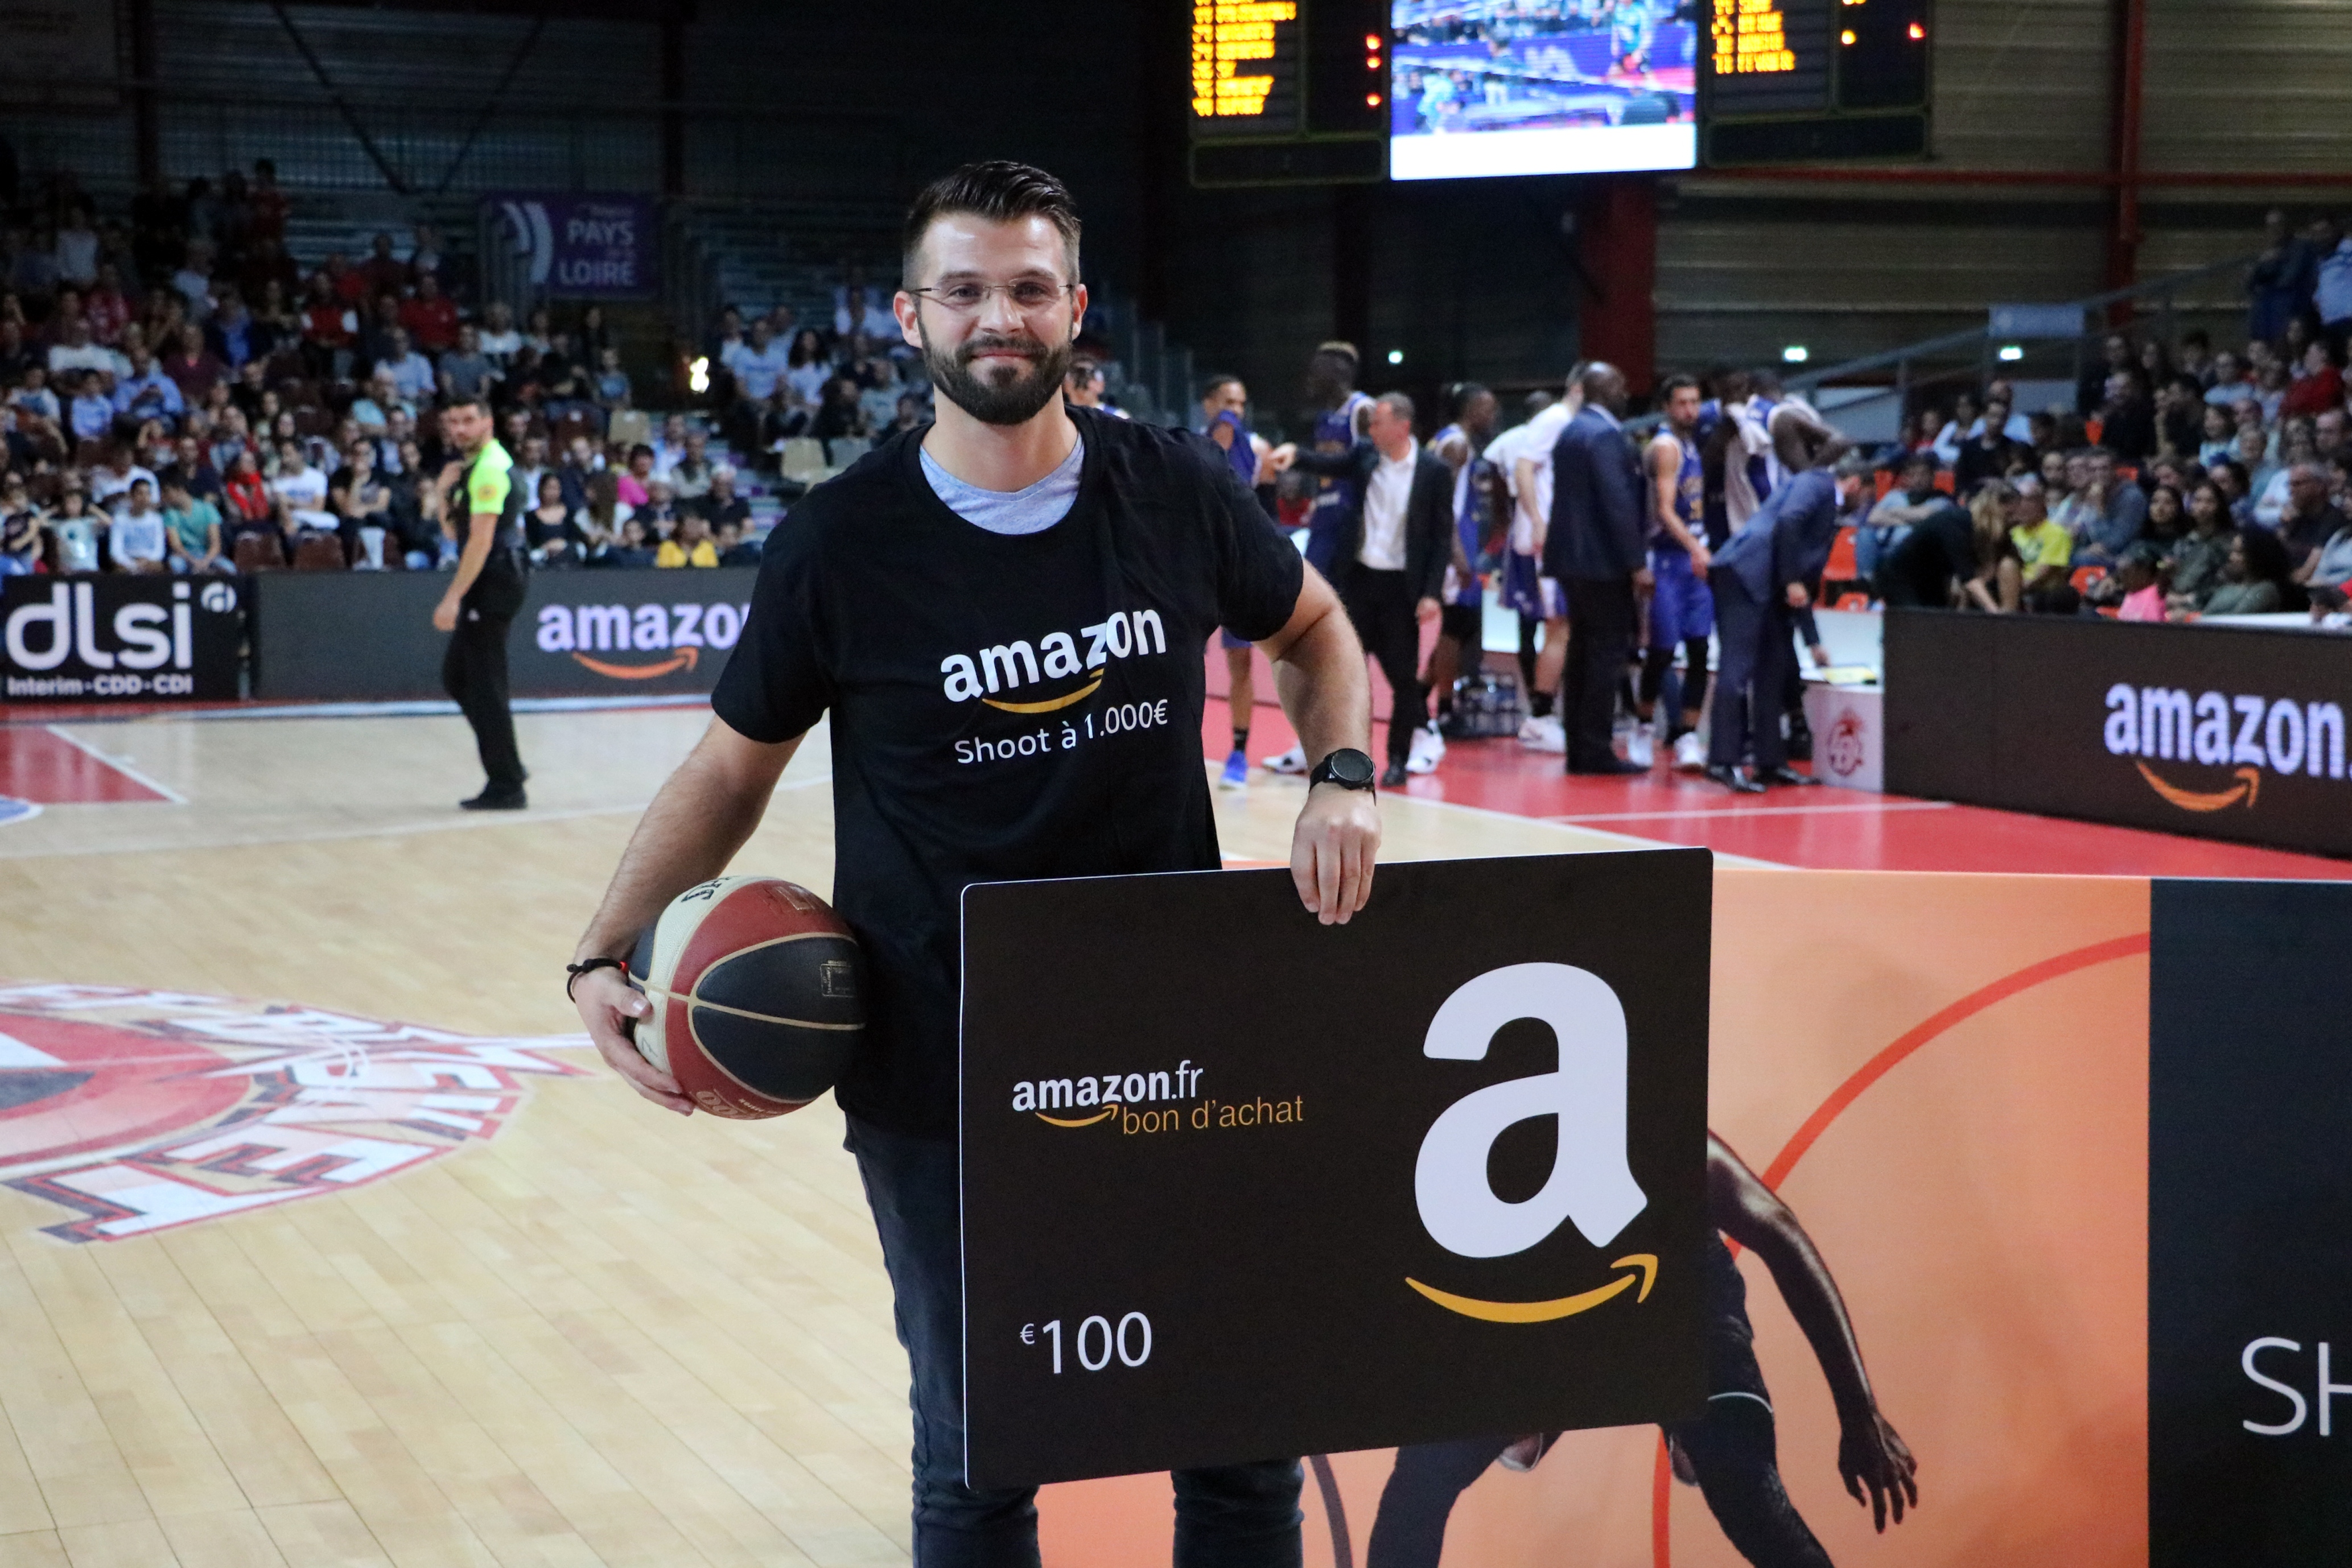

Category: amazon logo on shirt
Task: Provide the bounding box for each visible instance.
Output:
[939,608,1169,714]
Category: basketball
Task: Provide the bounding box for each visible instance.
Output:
[628,875,865,1119]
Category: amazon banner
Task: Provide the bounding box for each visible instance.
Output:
[247,568,754,700]
[1002,867,2173,1567]
[1884,609,2352,857]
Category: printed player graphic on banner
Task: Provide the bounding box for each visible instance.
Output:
[0,982,587,1242]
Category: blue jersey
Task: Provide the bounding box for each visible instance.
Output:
[1647,428,1702,545]
[1745,395,1778,509]
[1434,421,1488,608]
[1303,391,1371,574]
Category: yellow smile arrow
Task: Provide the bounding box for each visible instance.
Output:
[1406,1255,1658,1323]
[1035,1103,1119,1127]
[985,676,1103,714]
[2135,761,2260,812]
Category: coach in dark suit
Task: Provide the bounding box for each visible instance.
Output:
[1706,450,1868,791]
[1283,392,1456,785]
[1543,363,1649,774]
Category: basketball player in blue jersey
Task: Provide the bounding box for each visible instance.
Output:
[1198,373,1276,787]
[1637,376,1715,770]
[1263,342,1373,774]
[1425,384,1498,742]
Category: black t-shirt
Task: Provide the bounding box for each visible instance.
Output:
[698,493,752,531]
[712,408,1304,1138]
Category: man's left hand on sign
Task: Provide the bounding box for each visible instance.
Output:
[1292,779,1380,927]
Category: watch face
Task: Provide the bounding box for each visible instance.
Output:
[1326,749,1375,787]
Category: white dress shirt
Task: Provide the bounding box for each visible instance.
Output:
[1358,442,1416,571]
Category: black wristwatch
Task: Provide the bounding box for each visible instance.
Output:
[1308,747,1377,793]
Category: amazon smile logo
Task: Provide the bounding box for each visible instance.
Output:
[2104,683,2348,810]
[940,608,1169,710]
[1011,1061,1204,1123]
[1410,963,1658,1325]
[533,600,747,678]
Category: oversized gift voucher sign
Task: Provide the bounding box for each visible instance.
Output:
[959,851,1715,1488]
[985,869,2352,1568]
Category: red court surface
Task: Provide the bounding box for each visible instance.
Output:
[1202,691,2352,881]
[0,725,174,804]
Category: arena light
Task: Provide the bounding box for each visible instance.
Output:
[1998,344,2025,362]
[688,356,710,394]
[1386,349,1404,365]
[1841,29,1856,44]
[1782,345,1810,364]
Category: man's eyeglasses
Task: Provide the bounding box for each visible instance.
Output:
[909,280,1073,316]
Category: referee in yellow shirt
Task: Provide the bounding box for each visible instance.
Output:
[431,394,530,810]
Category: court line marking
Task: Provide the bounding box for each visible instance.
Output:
[40,725,187,804]
[0,770,833,858]
[1544,800,1955,824]
[1391,791,1793,869]
[186,694,716,721]
[1,694,712,727]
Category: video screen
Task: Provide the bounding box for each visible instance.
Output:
[1390,1,1698,180]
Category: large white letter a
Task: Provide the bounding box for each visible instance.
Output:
[1414,963,1648,1258]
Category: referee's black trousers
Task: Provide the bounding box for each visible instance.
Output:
[1341,566,1428,766]
[442,594,525,793]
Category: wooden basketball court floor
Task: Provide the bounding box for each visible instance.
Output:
[0,692,2339,1568]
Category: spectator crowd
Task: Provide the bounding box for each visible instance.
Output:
[0,160,869,579]
[1849,208,2352,624]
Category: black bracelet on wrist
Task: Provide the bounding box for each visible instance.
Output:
[565,956,628,1001]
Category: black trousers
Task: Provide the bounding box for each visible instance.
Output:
[442,587,525,793]
[1562,575,1637,771]
[1707,571,1795,772]
[1341,567,1426,766]
[1366,1401,1829,1568]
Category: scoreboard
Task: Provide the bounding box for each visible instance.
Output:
[1701,0,1933,164]
[1188,0,1388,187]
[1181,0,1935,188]
[1190,1,1301,134]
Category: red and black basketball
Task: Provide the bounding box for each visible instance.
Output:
[628,875,864,1119]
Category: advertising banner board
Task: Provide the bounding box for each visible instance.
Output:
[484,193,658,298]
[1,575,242,703]
[961,851,1714,1488]
[248,569,755,700]
[1885,608,2352,857]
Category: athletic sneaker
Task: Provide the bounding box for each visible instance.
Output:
[1261,744,1307,774]
[1517,714,1566,753]
[1626,728,1655,769]
[1218,749,1249,789]
[1405,723,1446,775]
[1673,730,1707,770]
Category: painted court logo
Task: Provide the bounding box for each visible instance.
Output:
[0,983,587,1242]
